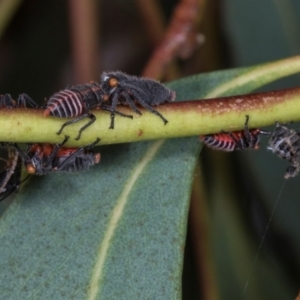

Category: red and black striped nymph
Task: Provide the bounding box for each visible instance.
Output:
[43,82,132,140]
[200,115,269,151]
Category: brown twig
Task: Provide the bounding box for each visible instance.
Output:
[142,0,206,79]
[68,0,100,83]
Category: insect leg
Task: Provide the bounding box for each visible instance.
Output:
[121,92,143,116]
[106,91,119,129]
[228,131,246,150]
[101,102,133,130]
[56,112,95,140]
[129,89,168,124]
[44,135,70,168]
[11,143,30,162]
[242,115,260,148]
[75,113,97,140]
[85,137,101,148]
[55,137,101,171]
[101,105,133,118]
[17,93,39,108]
[0,94,15,108]
[102,91,133,129]
[55,148,84,171]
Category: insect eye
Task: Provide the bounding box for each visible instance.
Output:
[108,77,118,88]
[27,163,36,174]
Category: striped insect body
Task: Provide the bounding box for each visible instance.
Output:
[44,82,132,140]
[43,83,108,140]
[200,115,269,151]
[44,82,105,118]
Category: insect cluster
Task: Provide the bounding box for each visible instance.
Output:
[200,115,300,179]
[0,72,175,201]
[44,71,175,140]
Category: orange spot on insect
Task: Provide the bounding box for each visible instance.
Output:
[27,164,36,174]
[108,78,118,88]
[137,129,143,137]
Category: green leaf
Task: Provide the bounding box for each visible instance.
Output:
[1,57,300,299]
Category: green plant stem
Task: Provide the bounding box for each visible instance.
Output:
[1,86,300,146]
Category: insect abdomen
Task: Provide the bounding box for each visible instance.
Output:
[44,90,84,118]
[55,154,100,173]
[200,134,236,151]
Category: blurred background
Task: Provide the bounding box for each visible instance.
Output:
[0,0,300,299]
